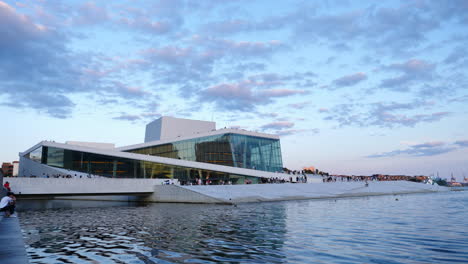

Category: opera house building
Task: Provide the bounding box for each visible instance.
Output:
[19,117,284,184]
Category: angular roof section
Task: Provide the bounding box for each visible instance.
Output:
[117,128,280,151]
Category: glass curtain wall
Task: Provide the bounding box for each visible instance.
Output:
[126,133,283,172]
[24,146,259,185]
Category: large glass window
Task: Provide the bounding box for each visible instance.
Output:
[125,133,283,172]
[24,146,259,184]
[26,146,44,163]
[46,147,64,168]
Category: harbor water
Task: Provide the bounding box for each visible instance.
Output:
[18,189,468,263]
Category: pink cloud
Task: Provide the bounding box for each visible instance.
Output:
[333,72,367,87]
[260,89,307,97]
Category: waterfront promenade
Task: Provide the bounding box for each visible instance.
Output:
[0,215,30,264]
[5,177,449,204]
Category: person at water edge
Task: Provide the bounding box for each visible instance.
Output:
[0,192,16,217]
[3,181,11,191]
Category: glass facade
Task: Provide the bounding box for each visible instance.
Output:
[24,146,261,185]
[125,133,283,172]
[26,146,44,163]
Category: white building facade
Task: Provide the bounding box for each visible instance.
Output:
[19,117,286,184]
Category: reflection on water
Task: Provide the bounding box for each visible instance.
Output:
[21,201,287,263]
[19,191,468,264]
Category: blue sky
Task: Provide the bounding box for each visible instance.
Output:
[1,0,467,179]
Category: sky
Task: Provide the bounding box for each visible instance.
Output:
[1,0,467,179]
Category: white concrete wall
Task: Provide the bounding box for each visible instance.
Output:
[6,177,168,195]
[145,118,163,142]
[149,185,227,204]
[145,116,216,142]
[8,172,450,204]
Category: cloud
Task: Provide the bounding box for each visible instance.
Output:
[259,89,307,97]
[256,112,279,118]
[290,2,442,55]
[333,72,367,87]
[193,36,288,58]
[444,46,468,64]
[109,81,151,98]
[380,59,436,91]
[202,19,253,35]
[74,2,109,26]
[295,10,364,41]
[118,17,172,35]
[321,100,450,128]
[1,0,464,126]
[365,4,439,52]
[0,1,91,118]
[261,121,294,130]
[318,108,329,113]
[115,1,185,35]
[275,128,319,137]
[141,45,218,87]
[140,38,287,89]
[370,110,450,128]
[431,0,468,24]
[454,140,468,148]
[112,114,141,121]
[217,3,439,57]
[259,120,319,137]
[201,83,257,111]
[2,93,75,119]
[366,140,466,158]
[200,11,294,36]
[201,83,309,111]
[449,95,468,103]
[199,72,314,111]
[387,59,435,75]
[288,102,310,109]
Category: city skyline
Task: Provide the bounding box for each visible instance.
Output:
[1,0,467,179]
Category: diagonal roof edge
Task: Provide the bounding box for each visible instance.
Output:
[117,128,280,151]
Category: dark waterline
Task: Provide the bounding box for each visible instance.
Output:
[18,190,468,264]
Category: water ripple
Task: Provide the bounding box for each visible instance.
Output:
[19,190,468,263]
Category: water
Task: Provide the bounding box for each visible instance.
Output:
[18,190,468,264]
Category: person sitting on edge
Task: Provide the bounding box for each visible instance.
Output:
[0,192,16,217]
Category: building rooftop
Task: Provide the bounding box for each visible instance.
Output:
[118,127,279,151]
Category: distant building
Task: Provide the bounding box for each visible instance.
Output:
[1,161,19,177]
[19,117,284,184]
[303,166,316,172]
[12,161,19,177]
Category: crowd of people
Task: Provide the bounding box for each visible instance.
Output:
[321,174,414,182]
[179,178,234,185]
[323,175,377,182]
[26,172,101,179]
